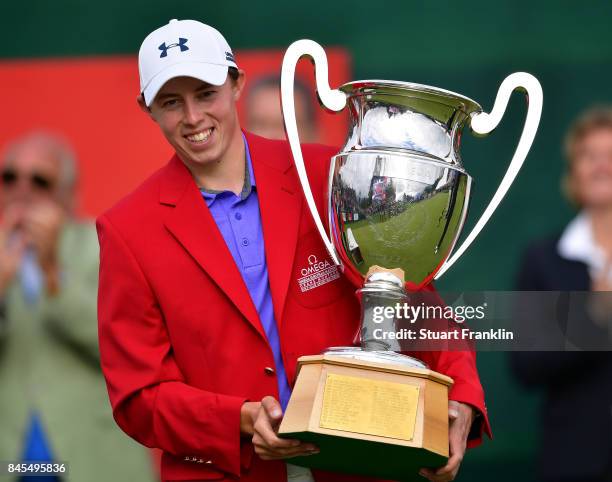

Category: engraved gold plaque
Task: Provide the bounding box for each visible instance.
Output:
[319,373,420,441]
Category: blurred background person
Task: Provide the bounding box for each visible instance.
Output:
[246,74,320,142]
[511,107,612,482]
[0,132,156,481]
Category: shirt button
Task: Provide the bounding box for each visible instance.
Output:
[235,212,242,220]
[264,366,275,375]
[241,238,249,246]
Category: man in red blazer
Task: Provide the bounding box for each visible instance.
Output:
[97,19,491,482]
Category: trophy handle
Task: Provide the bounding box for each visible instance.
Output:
[281,39,347,266]
[435,72,543,279]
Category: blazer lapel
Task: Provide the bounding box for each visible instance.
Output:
[246,133,302,328]
[160,155,266,341]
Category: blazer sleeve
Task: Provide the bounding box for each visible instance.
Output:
[97,214,248,477]
[415,286,491,448]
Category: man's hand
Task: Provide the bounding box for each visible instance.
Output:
[22,201,65,295]
[419,401,475,481]
[244,397,319,460]
[0,206,26,297]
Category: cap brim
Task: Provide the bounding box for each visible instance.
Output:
[143,62,229,106]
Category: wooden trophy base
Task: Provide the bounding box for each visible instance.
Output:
[278,354,453,480]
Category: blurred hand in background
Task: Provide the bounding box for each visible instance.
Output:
[0,132,157,482]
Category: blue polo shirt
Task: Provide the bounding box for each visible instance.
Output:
[200,137,292,410]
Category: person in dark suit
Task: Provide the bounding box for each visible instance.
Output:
[511,107,612,482]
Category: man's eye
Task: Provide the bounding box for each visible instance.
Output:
[199,91,216,99]
[163,99,179,107]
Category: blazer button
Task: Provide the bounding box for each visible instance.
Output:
[264,366,275,375]
[205,460,213,465]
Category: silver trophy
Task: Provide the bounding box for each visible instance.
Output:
[281,40,542,366]
[278,40,542,478]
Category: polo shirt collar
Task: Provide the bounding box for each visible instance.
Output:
[200,133,256,206]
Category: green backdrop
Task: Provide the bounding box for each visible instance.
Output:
[3,1,610,479]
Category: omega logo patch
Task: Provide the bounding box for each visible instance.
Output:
[297,254,340,293]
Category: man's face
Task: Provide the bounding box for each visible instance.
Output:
[0,142,62,213]
[246,84,317,143]
[144,73,245,169]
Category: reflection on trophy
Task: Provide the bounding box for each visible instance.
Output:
[278,40,542,479]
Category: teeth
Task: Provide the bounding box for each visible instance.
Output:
[187,128,212,142]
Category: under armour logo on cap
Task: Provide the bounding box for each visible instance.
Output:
[139,19,238,107]
[158,38,189,58]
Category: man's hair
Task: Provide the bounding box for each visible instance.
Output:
[144,68,241,107]
[1,131,78,191]
[228,67,240,83]
[562,106,612,206]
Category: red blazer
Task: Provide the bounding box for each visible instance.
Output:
[97,131,491,482]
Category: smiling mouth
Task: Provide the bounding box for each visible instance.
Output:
[185,127,213,144]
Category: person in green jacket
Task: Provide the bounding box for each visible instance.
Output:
[0,132,157,481]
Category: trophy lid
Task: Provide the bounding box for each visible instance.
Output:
[340,80,482,115]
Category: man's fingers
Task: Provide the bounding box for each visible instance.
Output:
[2,211,20,231]
[253,416,297,449]
[253,398,301,451]
[22,217,53,237]
[420,452,461,481]
[22,204,64,240]
[252,432,301,452]
[420,404,466,481]
[254,446,320,460]
[0,206,23,241]
[435,452,462,476]
[252,432,318,460]
[254,444,319,460]
[419,468,447,481]
[420,446,462,479]
[252,396,320,460]
[8,235,25,257]
[261,396,283,424]
[421,424,464,480]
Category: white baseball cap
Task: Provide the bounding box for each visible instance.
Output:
[138,19,238,106]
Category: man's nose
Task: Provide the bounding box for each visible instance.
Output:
[9,177,34,201]
[183,98,204,126]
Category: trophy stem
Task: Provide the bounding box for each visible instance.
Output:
[358,271,407,352]
[323,271,427,370]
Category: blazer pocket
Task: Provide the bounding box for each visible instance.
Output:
[289,230,348,309]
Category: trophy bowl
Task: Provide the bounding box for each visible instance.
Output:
[330,80,479,288]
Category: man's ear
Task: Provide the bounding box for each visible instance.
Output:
[233,69,247,102]
[137,93,155,119]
